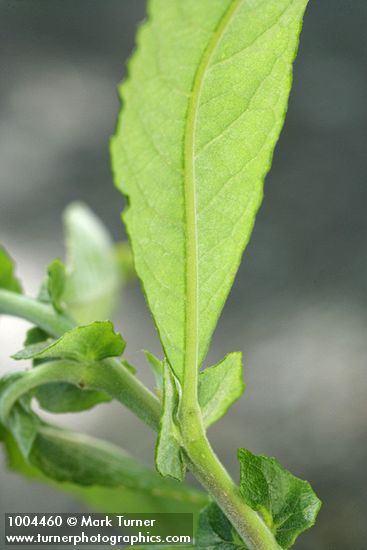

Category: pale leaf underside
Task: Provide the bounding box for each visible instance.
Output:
[111,0,308,380]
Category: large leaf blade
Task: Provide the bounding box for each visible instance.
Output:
[111,0,308,379]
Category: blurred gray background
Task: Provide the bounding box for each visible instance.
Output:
[1,1,366,549]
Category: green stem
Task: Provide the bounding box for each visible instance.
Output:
[185,427,280,550]
[0,359,160,431]
[0,290,74,337]
[104,358,161,430]
[178,398,278,548]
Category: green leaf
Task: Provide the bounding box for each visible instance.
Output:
[14,339,55,360]
[111,0,308,380]
[30,425,181,491]
[62,202,121,323]
[12,322,123,414]
[0,374,39,456]
[7,402,40,457]
[155,361,185,481]
[121,359,137,375]
[35,204,127,321]
[0,422,207,515]
[36,384,111,413]
[196,503,248,549]
[238,449,321,548]
[144,350,163,389]
[13,321,125,362]
[0,247,22,293]
[22,326,110,413]
[145,351,243,427]
[24,327,49,347]
[47,259,66,313]
[115,241,136,283]
[36,280,51,304]
[199,353,244,428]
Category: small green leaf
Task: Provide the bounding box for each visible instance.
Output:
[0,372,24,414]
[0,247,22,293]
[196,503,248,549]
[14,321,125,362]
[24,327,49,347]
[37,384,111,413]
[12,322,124,415]
[22,326,110,413]
[144,351,163,389]
[238,449,321,548]
[47,259,66,313]
[0,375,39,457]
[146,351,244,425]
[7,402,39,457]
[115,241,136,283]
[36,280,51,304]
[62,202,121,323]
[155,361,185,481]
[121,359,137,375]
[13,340,55,360]
[199,353,244,428]
[7,403,39,457]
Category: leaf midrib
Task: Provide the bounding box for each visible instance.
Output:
[182,0,242,394]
